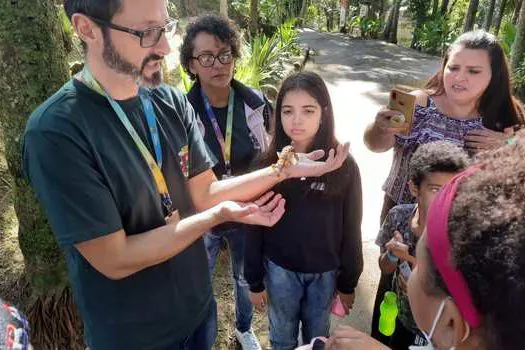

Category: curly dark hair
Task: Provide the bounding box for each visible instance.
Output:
[409,141,470,187]
[424,131,525,349]
[179,14,241,80]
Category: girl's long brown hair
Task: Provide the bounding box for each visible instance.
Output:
[426,30,524,131]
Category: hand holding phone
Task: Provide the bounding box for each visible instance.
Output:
[388,87,416,135]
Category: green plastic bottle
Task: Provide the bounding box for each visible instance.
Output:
[379,291,399,336]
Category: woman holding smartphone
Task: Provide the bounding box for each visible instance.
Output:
[364,30,524,344]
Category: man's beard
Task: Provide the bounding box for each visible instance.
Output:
[102,31,163,88]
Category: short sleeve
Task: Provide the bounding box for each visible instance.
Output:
[168,88,215,178]
[23,127,123,248]
[375,209,397,250]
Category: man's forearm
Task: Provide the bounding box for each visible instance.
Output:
[203,166,284,209]
[114,208,223,279]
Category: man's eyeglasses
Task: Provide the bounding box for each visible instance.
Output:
[88,16,178,48]
[192,51,234,67]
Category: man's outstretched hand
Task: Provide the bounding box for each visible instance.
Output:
[214,191,286,227]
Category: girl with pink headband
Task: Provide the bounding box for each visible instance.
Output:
[323,132,525,349]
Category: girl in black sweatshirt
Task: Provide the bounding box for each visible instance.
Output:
[245,71,364,350]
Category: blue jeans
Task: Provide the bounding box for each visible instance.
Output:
[265,259,336,350]
[204,228,253,333]
[168,298,217,350]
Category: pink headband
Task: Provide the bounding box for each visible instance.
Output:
[426,167,482,328]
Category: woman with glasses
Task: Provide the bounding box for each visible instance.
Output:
[180,14,273,350]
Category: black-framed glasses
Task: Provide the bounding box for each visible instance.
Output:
[192,51,234,67]
[88,16,178,48]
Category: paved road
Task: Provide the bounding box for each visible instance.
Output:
[298,29,440,333]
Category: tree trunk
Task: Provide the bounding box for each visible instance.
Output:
[383,0,395,40]
[385,0,401,43]
[178,0,188,17]
[511,0,525,73]
[379,0,387,21]
[493,0,508,35]
[220,0,228,18]
[300,0,309,24]
[513,0,523,24]
[0,1,84,349]
[249,0,259,37]
[440,0,450,15]
[187,0,197,17]
[339,0,349,32]
[390,0,401,43]
[483,0,497,30]
[411,18,424,49]
[463,0,480,32]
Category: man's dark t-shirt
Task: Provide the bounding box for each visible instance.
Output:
[23,79,215,350]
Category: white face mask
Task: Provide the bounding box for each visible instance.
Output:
[409,298,448,350]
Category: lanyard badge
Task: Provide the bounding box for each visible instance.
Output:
[201,88,235,178]
[80,67,175,217]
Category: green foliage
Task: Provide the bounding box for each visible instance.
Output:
[408,0,432,24]
[231,0,250,18]
[57,5,73,39]
[414,16,458,54]
[448,0,470,30]
[178,64,193,93]
[306,4,324,30]
[236,33,285,93]
[348,16,381,39]
[361,17,382,39]
[512,58,525,87]
[235,20,300,94]
[167,0,178,18]
[277,19,301,55]
[500,21,517,57]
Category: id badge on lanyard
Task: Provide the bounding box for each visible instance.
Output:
[201,88,235,179]
[79,67,177,219]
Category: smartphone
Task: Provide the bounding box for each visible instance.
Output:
[388,87,416,135]
[399,261,412,280]
[331,294,346,318]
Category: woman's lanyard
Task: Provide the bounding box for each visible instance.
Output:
[201,88,235,177]
[79,67,174,217]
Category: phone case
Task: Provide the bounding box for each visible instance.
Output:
[399,261,412,280]
[331,294,346,317]
[388,87,416,136]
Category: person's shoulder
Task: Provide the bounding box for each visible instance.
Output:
[387,203,416,219]
[26,80,84,133]
[153,84,187,105]
[232,79,267,109]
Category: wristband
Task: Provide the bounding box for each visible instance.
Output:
[386,251,399,262]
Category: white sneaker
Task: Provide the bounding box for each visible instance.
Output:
[235,328,262,350]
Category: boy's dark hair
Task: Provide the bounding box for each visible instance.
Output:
[409,141,470,187]
[423,131,525,350]
[180,14,241,80]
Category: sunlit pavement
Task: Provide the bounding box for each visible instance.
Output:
[299,29,440,333]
